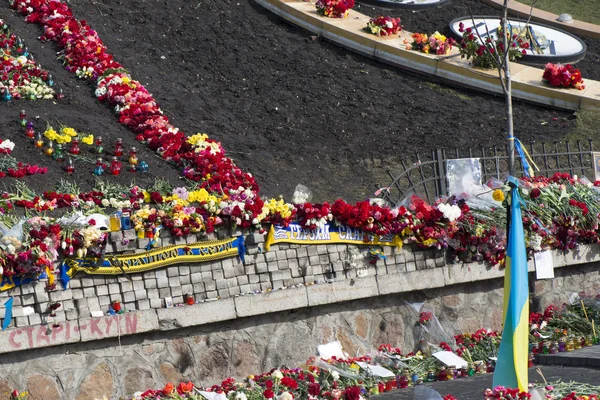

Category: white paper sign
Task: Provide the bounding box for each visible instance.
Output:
[534,250,554,279]
[23,306,34,316]
[432,351,468,369]
[198,391,227,400]
[356,362,396,378]
[91,310,104,318]
[318,341,346,360]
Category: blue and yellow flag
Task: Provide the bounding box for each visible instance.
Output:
[493,178,529,391]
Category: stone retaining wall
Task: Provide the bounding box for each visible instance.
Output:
[0,230,599,398]
[0,229,447,329]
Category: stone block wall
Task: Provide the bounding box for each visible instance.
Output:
[0,229,446,330]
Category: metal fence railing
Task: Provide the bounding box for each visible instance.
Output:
[377,140,595,206]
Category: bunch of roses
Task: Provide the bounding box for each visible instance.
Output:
[263,197,296,227]
[457,21,529,69]
[295,202,333,230]
[331,199,413,236]
[219,187,266,230]
[483,386,531,400]
[378,343,404,356]
[0,18,55,99]
[407,196,450,248]
[0,162,48,178]
[543,63,585,90]
[315,0,355,18]
[366,16,402,37]
[151,205,205,237]
[409,31,456,55]
[0,139,15,155]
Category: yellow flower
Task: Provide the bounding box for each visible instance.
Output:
[43,127,58,141]
[492,189,505,202]
[143,191,151,203]
[81,134,94,145]
[60,127,78,137]
[55,134,72,144]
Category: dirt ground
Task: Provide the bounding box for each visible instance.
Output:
[0,0,597,203]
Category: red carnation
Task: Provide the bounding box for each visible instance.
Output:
[530,188,541,199]
[263,389,275,399]
[308,383,321,396]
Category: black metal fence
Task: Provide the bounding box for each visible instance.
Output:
[377,140,596,206]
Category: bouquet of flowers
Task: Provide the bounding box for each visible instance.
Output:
[409,32,456,55]
[315,0,355,18]
[542,63,585,90]
[457,21,529,69]
[366,16,402,37]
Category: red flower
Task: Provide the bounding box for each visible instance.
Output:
[308,383,321,396]
[263,389,275,398]
[343,386,361,400]
[281,377,298,389]
[177,382,194,394]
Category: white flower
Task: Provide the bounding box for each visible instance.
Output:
[277,392,293,400]
[271,369,283,380]
[437,203,461,222]
[101,199,110,207]
[331,371,339,381]
[235,393,248,400]
[16,56,27,65]
[0,140,15,151]
[95,87,107,97]
[385,20,393,29]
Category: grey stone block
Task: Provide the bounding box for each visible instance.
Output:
[21,294,35,306]
[135,290,148,300]
[28,313,42,326]
[212,270,224,280]
[75,298,88,310]
[157,276,169,288]
[81,277,95,287]
[147,289,159,299]
[34,290,49,303]
[15,317,28,327]
[171,286,183,297]
[108,283,120,294]
[136,299,150,310]
[83,287,95,298]
[133,280,145,291]
[192,282,205,294]
[179,266,190,275]
[204,281,216,291]
[265,252,276,262]
[159,288,171,299]
[180,275,191,285]
[123,291,136,303]
[150,298,163,309]
[217,289,230,299]
[181,284,194,295]
[237,275,248,285]
[72,289,84,300]
[167,266,179,277]
[260,282,272,291]
[267,262,278,272]
[168,276,181,287]
[62,300,75,310]
[296,247,308,258]
[191,273,203,284]
[248,274,259,284]
[110,294,122,302]
[145,279,157,289]
[87,297,101,311]
[256,262,268,274]
[95,285,109,296]
[201,272,213,282]
[155,269,167,278]
[99,295,110,306]
[66,308,78,320]
[277,260,289,270]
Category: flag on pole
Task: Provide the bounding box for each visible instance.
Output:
[2,297,13,331]
[493,177,529,391]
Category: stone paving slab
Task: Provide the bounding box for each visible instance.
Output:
[537,346,600,368]
[373,366,600,399]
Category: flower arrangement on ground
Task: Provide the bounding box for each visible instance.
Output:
[542,63,585,90]
[315,0,355,18]
[0,18,55,100]
[408,31,456,55]
[366,16,401,37]
[457,21,529,69]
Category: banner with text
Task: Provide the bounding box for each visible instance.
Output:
[61,236,245,288]
[265,223,402,251]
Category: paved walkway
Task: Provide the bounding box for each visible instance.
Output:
[480,0,600,39]
[537,346,600,368]
[373,365,600,399]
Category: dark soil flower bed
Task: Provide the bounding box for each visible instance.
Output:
[0,0,595,202]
